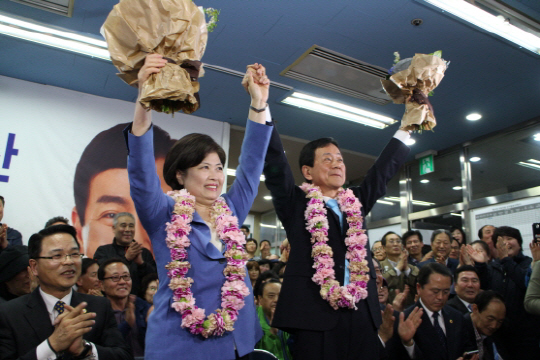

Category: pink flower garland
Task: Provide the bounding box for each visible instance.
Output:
[165,190,249,338]
[300,183,370,310]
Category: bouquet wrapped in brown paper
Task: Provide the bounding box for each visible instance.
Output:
[102,0,208,114]
[381,51,449,131]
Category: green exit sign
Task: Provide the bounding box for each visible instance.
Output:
[419,154,434,175]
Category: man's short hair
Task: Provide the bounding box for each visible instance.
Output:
[477,225,494,240]
[298,138,340,182]
[257,278,281,298]
[44,216,70,228]
[258,259,272,266]
[28,225,79,260]
[112,212,135,227]
[417,262,453,287]
[246,238,258,248]
[81,258,98,276]
[493,226,523,248]
[471,240,489,254]
[74,123,175,226]
[474,290,505,312]
[240,225,250,232]
[254,271,280,297]
[260,240,271,248]
[402,230,423,246]
[0,195,4,206]
[430,229,452,244]
[455,265,478,281]
[371,240,382,251]
[381,231,400,247]
[97,258,129,280]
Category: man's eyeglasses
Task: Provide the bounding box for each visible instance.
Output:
[103,275,131,282]
[35,253,84,262]
[386,240,402,245]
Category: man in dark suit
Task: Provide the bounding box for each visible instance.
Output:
[464,290,506,360]
[396,263,477,360]
[0,225,131,360]
[447,266,480,315]
[418,230,458,274]
[94,212,156,295]
[264,123,411,360]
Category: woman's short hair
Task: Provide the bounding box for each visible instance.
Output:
[247,261,260,271]
[163,133,226,190]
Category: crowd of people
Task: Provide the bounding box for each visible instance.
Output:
[1,58,540,360]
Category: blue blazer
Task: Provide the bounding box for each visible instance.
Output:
[125,121,271,360]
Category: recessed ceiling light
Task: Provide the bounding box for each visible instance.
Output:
[263,195,272,200]
[376,200,395,205]
[405,138,416,146]
[534,133,540,141]
[470,157,481,162]
[466,113,482,121]
[453,186,463,190]
[420,179,430,183]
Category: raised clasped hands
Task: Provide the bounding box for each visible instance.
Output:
[49,302,96,356]
[0,223,8,249]
[465,245,487,264]
[125,241,144,265]
[242,63,270,107]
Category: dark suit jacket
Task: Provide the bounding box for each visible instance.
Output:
[418,258,458,274]
[94,238,156,295]
[395,302,476,360]
[263,125,409,333]
[463,313,494,360]
[0,288,131,360]
[446,296,471,315]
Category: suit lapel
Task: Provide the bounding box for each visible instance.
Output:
[442,307,456,358]
[24,288,54,343]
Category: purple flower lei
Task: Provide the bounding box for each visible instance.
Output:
[165,190,249,338]
[300,183,370,310]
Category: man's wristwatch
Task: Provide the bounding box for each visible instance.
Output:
[73,340,93,360]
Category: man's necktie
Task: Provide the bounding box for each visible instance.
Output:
[326,199,343,229]
[432,311,448,353]
[54,300,66,315]
[326,199,349,285]
[467,304,473,312]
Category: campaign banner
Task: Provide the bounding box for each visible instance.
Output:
[0,75,230,257]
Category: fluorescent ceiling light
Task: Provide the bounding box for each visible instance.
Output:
[376,200,395,205]
[405,138,416,146]
[281,92,397,129]
[420,179,430,183]
[263,195,272,200]
[260,224,277,228]
[470,157,481,162]
[384,196,435,206]
[0,12,110,60]
[421,0,540,54]
[450,213,463,217]
[466,113,482,121]
[517,161,540,171]
[534,133,540,141]
[227,168,265,182]
[528,159,540,164]
[453,186,463,190]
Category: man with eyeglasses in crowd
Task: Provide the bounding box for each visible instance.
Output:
[94,212,156,295]
[0,224,130,360]
[98,258,151,357]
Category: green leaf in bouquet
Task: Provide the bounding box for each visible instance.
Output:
[431,50,442,58]
[204,7,220,32]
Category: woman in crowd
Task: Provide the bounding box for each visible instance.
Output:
[245,238,260,261]
[139,273,158,305]
[247,260,260,289]
[451,227,467,246]
[126,55,272,360]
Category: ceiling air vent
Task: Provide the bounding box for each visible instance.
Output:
[10,0,74,17]
[280,45,391,105]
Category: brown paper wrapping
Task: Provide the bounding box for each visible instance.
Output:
[102,0,208,114]
[381,54,447,131]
